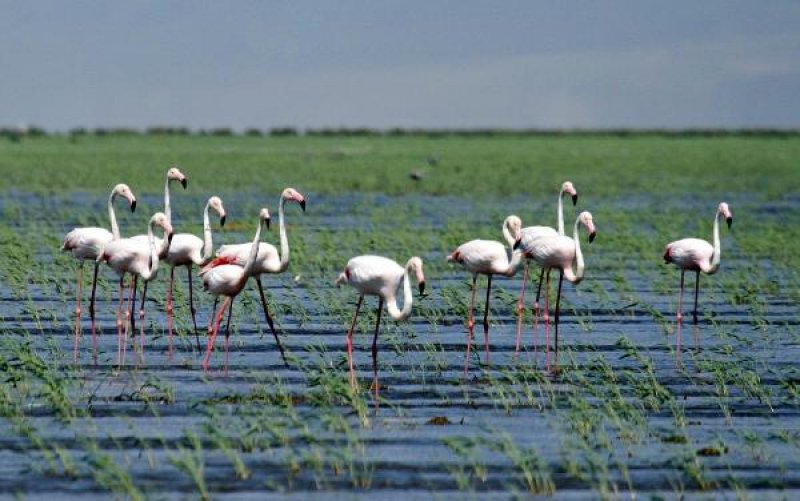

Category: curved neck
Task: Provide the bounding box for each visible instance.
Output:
[164,176,173,223]
[502,250,524,277]
[386,261,414,321]
[502,221,516,248]
[200,201,214,264]
[277,196,290,272]
[564,218,585,284]
[145,221,160,280]
[108,191,120,240]
[242,218,264,277]
[710,210,722,273]
[557,188,566,235]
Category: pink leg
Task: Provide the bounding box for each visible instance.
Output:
[346,295,364,388]
[515,263,529,355]
[208,296,218,334]
[543,270,551,371]
[532,268,545,366]
[676,270,685,361]
[464,275,477,377]
[74,263,84,365]
[167,266,174,357]
[122,276,135,366]
[372,298,384,410]
[138,280,148,364]
[202,296,231,372]
[116,276,125,367]
[224,298,234,376]
[483,275,492,367]
[89,262,100,364]
[188,266,200,350]
[692,270,701,326]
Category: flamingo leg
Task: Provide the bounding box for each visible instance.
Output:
[122,276,135,365]
[74,262,84,365]
[532,267,545,365]
[202,296,231,371]
[483,274,492,368]
[209,296,219,334]
[139,280,148,363]
[224,298,234,376]
[188,265,200,350]
[676,270,685,359]
[544,269,551,370]
[372,298,384,409]
[693,270,701,325]
[346,295,363,388]
[167,266,175,356]
[129,275,138,340]
[464,275,477,377]
[553,270,564,375]
[256,276,287,366]
[515,263,529,356]
[116,275,125,366]
[89,261,100,364]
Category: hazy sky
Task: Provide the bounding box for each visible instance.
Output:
[2,1,799,130]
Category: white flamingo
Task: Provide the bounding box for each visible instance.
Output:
[98,212,173,365]
[334,255,425,404]
[524,211,596,372]
[131,166,187,257]
[663,202,733,328]
[515,181,578,353]
[210,187,306,362]
[200,208,271,372]
[446,215,523,375]
[162,196,226,353]
[61,183,136,363]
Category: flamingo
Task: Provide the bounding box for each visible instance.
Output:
[61,183,136,363]
[446,215,523,374]
[98,212,173,365]
[200,208,271,372]
[515,181,578,354]
[131,166,187,257]
[663,202,733,327]
[334,255,425,404]
[524,211,596,372]
[210,187,306,363]
[162,196,226,354]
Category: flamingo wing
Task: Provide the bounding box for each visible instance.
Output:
[664,238,713,270]
[62,227,113,259]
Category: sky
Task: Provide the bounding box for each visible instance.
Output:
[2,1,799,130]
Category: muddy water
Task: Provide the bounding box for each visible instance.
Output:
[1,192,799,498]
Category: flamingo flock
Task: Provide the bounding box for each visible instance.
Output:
[62,172,734,389]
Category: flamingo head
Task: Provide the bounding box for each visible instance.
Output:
[150,211,174,240]
[504,215,523,249]
[259,207,271,231]
[168,166,188,189]
[209,196,226,226]
[408,256,426,296]
[562,181,578,205]
[113,183,137,212]
[579,211,596,243]
[718,202,733,229]
[282,187,306,212]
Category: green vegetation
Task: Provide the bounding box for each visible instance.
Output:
[0,134,798,497]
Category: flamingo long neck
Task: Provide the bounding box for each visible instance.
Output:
[502,221,516,248]
[108,191,120,240]
[277,196,290,272]
[145,221,160,280]
[242,219,264,278]
[502,249,525,277]
[709,210,722,273]
[386,261,413,321]
[563,218,585,284]
[557,188,566,235]
[164,176,173,223]
[200,201,214,264]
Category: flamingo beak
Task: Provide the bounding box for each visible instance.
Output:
[513,238,522,250]
[181,178,188,189]
[130,200,137,212]
[589,231,596,244]
[265,218,271,231]
[572,194,578,205]
[299,199,306,212]
[220,215,226,227]
[148,256,153,271]
[168,232,174,244]
[726,217,733,229]
[418,281,426,296]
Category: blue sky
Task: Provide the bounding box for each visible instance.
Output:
[2,1,799,129]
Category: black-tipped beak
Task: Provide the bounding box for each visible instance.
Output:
[726,217,732,229]
[266,218,271,231]
[300,200,306,212]
[220,215,226,227]
[130,200,137,212]
[513,238,522,250]
[168,232,174,244]
[418,281,426,296]
[180,178,188,189]
[148,256,153,272]
[572,194,578,206]
[588,231,596,244]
